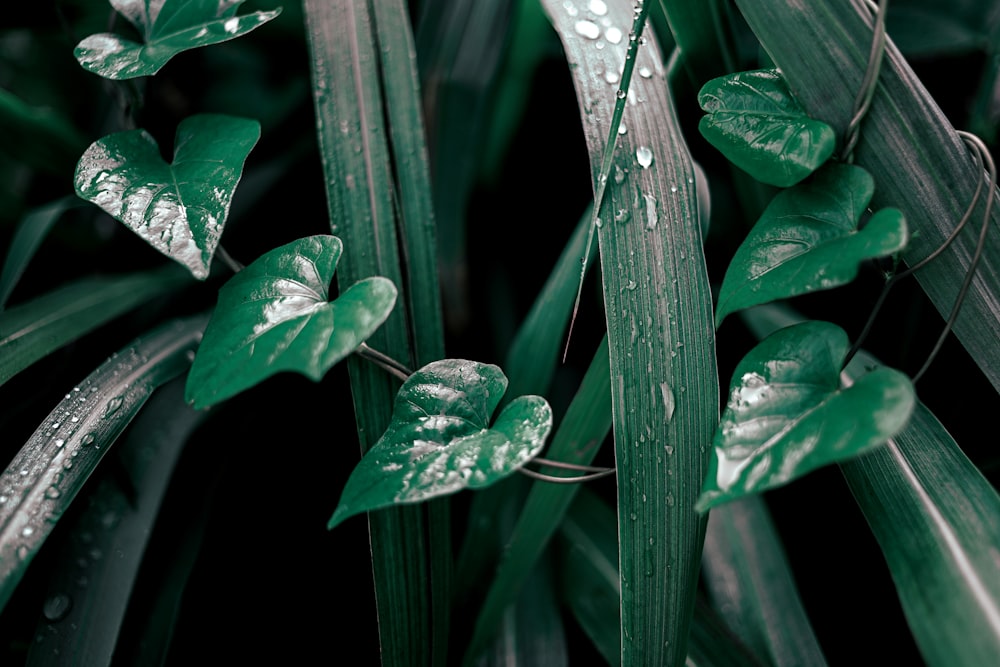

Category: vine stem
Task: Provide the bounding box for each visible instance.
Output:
[841,0,889,163]
[214,244,245,273]
[843,132,997,378]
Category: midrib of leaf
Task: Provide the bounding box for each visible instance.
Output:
[541,1,719,664]
[736,0,1000,393]
[303,1,448,664]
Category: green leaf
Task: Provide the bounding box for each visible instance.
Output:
[184,235,397,409]
[0,197,79,311]
[74,0,282,80]
[0,266,190,387]
[329,359,552,529]
[715,163,909,324]
[74,114,260,280]
[696,321,916,512]
[698,68,836,187]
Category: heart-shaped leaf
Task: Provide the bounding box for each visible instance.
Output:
[74,0,282,80]
[698,68,836,187]
[185,235,397,409]
[329,359,553,529]
[695,321,915,512]
[74,114,260,279]
[715,163,908,325]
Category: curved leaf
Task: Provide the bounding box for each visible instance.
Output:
[74,114,260,279]
[696,321,915,512]
[698,68,836,187]
[74,0,281,80]
[329,359,552,529]
[185,235,397,409]
[716,164,908,325]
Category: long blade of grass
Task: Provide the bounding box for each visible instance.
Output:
[541,1,719,663]
[735,0,1000,393]
[702,495,828,666]
[466,334,612,660]
[557,489,764,666]
[841,352,1000,666]
[0,88,88,176]
[0,315,206,611]
[0,197,80,312]
[0,266,190,387]
[303,1,448,663]
[25,378,204,665]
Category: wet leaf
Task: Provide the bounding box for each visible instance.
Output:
[695,321,915,512]
[715,164,908,325]
[185,235,397,409]
[74,114,260,279]
[74,0,281,80]
[329,359,552,529]
[698,68,836,187]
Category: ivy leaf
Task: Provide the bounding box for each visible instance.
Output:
[75,0,282,80]
[695,321,915,512]
[329,360,553,529]
[74,114,260,280]
[715,163,908,325]
[185,235,397,409]
[698,68,836,187]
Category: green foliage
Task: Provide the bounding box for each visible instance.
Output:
[330,359,552,528]
[715,164,909,324]
[698,68,837,187]
[1,0,998,664]
[697,321,915,512]
[185,235,398,409]
[75,0,282,80]
[74,114,260,279]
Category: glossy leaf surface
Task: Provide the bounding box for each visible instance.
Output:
[698,68,836,187]
[329,359,552,528]
[185,235,396,409]
[716,164,908,325]
[75,0,281,80]
[696,321,915,511]
[74,114,260,279]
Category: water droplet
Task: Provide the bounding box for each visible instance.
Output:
[614,208,631,224]
[636,145,653,168]
[22,526,34,537]
[660,382,675,421]
[16,545,29,560]
[616,89,626,100]
[19,469,28,477]
[0,495,7,504]
[605,26,622,44]
[574,20,601,39]
[649,537,655,545]
[51,422,61,429]
[80,433,96,447]
[664,444,674,455]
[43,594,72,622]
[626,280,637,290]
[614,165,626,184]
[618,123,627,135]
[639,66,652,78]
[605,70,619,84]
[70,416,79,423]
[629,512,637,521]
[563,0,578,16]
[588,0,608,15]
[44,486,61,500]
[595,217,603,228]
[103,396,123,417]
[73,387,80,392]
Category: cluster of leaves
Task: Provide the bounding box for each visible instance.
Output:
[1,0,999,665]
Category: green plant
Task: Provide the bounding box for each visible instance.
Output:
[1,0,998,665]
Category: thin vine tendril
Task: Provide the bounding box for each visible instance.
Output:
[841,0,889,163]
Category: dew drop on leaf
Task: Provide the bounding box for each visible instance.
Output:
[574,20,601,39]
[636,145,653,168]
[42,594,72,623]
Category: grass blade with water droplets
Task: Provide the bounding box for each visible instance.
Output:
[24,378,204,665]
[702,495,828,666]
[735,0,1000,393]
[303,1,449,662]
[0,315,207,611]
[541,1,719,662]
[0,266,190,387]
